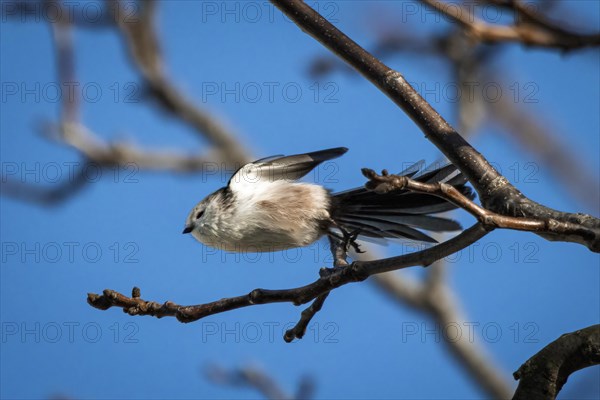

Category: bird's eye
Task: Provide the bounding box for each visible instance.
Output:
[195,210,204,219]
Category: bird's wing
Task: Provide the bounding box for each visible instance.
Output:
[228,147,348,191]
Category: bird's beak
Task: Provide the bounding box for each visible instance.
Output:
[182,225,193,234]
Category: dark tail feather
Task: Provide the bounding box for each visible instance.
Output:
[331,162,475,243]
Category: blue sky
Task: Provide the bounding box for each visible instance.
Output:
[1,1,599,399]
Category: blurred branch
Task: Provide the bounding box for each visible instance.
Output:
[487,81,600,210]
[1,8,90,204]
[1,164,90,206]
[372,263,513,400]
[419,0,600,50]
[270,0,600,252]
[113,0,250,167]
[48,9,214,172]
[513,324,600,400]
[2,0,251,205]
[50,4,77,123]
[308,31,445,78]
[206,364,314,400]
[53,122,211,172]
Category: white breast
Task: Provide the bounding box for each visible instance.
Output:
[197,181,331,252]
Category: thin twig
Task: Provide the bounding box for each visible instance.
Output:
[362,168,599,240]
[284,291,330,343]
[281,234,356,342]
[88,224,489,329]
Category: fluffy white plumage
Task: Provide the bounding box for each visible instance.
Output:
[183,148,345,252]
[183,147,472,253]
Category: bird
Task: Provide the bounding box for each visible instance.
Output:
[182,147,473,253]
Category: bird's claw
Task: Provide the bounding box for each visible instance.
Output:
[341,228,364,254]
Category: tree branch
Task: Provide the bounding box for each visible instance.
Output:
[1,163,90,206]
[88,224,489,334]
[362,168,600,246]
[419,0,600,50]
[513,324,600,400]
[309,22,600,212]
[269,0,600,252]
[284,291,330,343]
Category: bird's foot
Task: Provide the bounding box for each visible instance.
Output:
[339,227,364,254]
[327,227,364,268]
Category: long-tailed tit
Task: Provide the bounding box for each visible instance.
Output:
[183,147,472,252]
